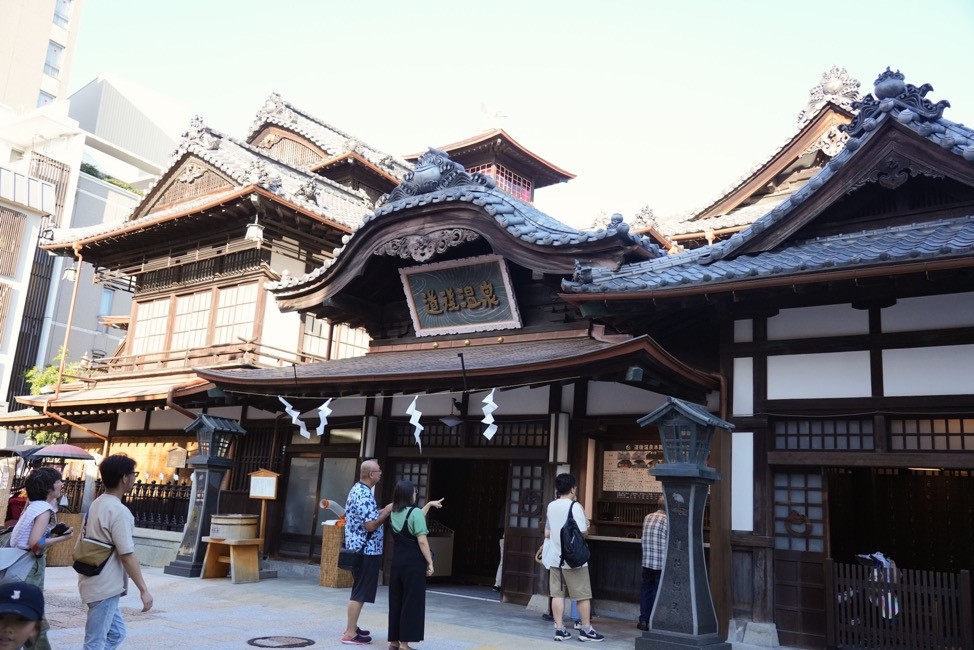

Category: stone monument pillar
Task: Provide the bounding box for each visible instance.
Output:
[636,397,734,650]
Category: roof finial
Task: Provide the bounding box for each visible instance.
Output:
[797,66,861,125]
[840,69,950,138]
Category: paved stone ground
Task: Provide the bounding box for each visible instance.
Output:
[43,566,782,649]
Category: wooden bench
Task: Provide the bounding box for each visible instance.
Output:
[200,537,262,584]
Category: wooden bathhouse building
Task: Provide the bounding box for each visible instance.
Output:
[5,67,973,648]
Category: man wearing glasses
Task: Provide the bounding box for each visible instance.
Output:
[342,459,392,645]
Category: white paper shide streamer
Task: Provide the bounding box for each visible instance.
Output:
[481,388,498,440]
[279,395,332,438]
[406,396,424,452]
[315,398,333,437]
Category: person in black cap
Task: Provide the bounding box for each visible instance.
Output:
[0,581,44,650]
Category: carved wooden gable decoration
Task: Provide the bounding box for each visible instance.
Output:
[142,158,235,217]
[250,126,327,169]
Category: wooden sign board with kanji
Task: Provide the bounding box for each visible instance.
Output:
[249,468,279,500]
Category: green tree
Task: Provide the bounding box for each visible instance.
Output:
[22,348,82,445]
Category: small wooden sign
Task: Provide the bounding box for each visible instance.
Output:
[249,468,279,500]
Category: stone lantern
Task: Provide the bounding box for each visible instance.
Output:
[164,414,246,578]
[636,397,733,650]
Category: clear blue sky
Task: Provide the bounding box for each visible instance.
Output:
[68,0,974,227]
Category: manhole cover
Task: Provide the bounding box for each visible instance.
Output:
[246,637,315,648]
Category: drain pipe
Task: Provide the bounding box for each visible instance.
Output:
[41,243,110,456]
[166,382,202,422]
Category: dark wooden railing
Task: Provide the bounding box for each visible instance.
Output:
[61,478,85,513]
[825,558,973,649]
[123,480,191,531]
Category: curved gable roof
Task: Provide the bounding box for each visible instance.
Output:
[267,149,660,312]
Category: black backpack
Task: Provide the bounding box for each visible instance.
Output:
[559,501,591,568]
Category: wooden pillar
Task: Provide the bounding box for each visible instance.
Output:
[709,425,733,636]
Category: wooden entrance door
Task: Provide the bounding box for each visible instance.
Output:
[501,461,548,605]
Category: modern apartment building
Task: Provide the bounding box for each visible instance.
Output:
[0,0,84,111]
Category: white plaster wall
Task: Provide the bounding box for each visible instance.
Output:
[767,304,868,340]
[72,421,110,438]
[586,381,666,416]
[881,293,974,333]
[883,345,974,396]
[734,319,753,343]
[115,411,146,431]
[150,409,198,430]
[300,397,365,418]
[561,383,575,413]
[470,386,548,416]
[732,358,753,417]
[205,406,242,420]
[731,431,754,532]
[260,294,300,356]
[767,351,872,399]
[246,407,279,420]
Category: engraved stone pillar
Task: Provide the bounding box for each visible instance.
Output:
[636,397,733,650]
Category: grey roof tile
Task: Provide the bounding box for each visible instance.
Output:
[562,216,974,293]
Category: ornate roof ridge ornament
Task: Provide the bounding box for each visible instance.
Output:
[251,92,297,134]
[840,68,951,137]
[377,148,496,207]
[798,65,861,125]
[180,115,220,151]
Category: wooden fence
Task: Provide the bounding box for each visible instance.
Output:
[825,558,973,649]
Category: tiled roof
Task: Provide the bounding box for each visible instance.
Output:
[563,216,974,293]
[197,334,719,396]
[651,67,863,238]
[564,70,974,295]
[267,149,661,292]
[246,93,412,180]
[45,118,373,246]
[200,337,618,384]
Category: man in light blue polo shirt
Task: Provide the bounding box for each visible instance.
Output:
[342,459,391,645]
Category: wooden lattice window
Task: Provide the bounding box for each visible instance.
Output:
[392,460,429,504]
[773,470,825,553]
[170,290,212,350]
[772,418,875,451]
[889,416,974,452]
[214,282,258,344]
[301,314,331,359]
[227,424,281,491]
[330,322,369,359]
[392,422,460,448]
[467,163,532,202]
[0,283,10,345]
[130,297,171,355]
[509,462,544,529]
[468,421,548,448]
[0,207,27,276]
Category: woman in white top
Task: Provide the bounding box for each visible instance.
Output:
[7,466,74,650]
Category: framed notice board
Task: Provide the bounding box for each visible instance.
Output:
[595,441,664,534]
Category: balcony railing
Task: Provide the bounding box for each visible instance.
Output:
[83,339,326,376]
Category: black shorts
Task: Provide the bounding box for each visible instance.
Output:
[350,554,382,603]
